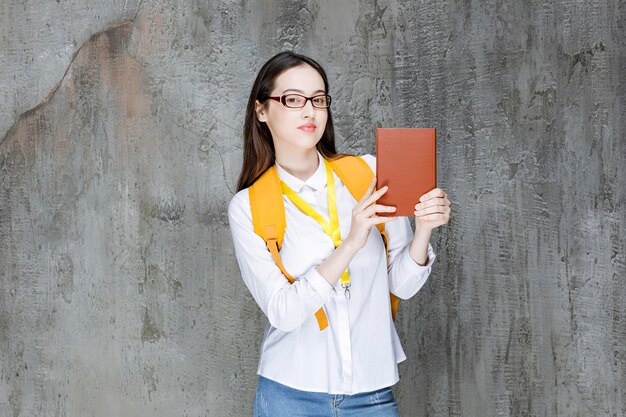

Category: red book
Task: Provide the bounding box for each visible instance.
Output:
[376,128,437,216]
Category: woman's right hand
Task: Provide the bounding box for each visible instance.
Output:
[343,177,397,251]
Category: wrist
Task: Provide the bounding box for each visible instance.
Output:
[340,238,360,256]
[409,233,430,267]
[414,223,433,238]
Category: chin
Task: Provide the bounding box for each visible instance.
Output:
[294,135,322,148]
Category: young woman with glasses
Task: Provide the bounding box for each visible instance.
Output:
[228,51,451,416]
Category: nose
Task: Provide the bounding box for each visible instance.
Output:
[302,98,315,117]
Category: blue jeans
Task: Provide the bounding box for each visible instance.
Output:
[253,375,401,417]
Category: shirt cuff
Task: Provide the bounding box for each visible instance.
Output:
[302,267,336,303]
[389,244,436,299]
[404,243,437,270]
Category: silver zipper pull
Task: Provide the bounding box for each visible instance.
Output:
[342,283,351,300]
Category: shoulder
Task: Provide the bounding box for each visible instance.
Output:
[357,153,376,174]
[334,153,377,177]
[227,188,252,224]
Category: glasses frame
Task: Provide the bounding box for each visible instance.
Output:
[267,93,332,109]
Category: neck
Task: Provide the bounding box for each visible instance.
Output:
[275,148,320,181]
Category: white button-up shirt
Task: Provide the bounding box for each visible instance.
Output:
[228,153,436,395]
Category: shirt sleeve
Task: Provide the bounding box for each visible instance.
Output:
[227,190,336,332]
[360,154,437,300]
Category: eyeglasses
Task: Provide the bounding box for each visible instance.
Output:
[267,94,332,109]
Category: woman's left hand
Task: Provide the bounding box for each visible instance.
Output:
[414,188,451,231]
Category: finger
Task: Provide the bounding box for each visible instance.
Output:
[362,204,396,218]
[361,185,389,208]
[357,178,379,204]
[415,205,451,215]
[419,189,445,203]
[419,188,446,203]
[414,212,450,223]
[365,177,377,195]
[414,205,450,216]
[415,198,450,211]
[367,216,398,225]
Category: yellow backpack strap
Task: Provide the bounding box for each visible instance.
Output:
[249,166,287,252]
[330,156,400,320]
[248,165,329,330]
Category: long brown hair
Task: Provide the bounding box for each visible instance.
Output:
[237,52,340,191]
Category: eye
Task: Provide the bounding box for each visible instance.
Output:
[285,95,304,105]
[312,96,327,106]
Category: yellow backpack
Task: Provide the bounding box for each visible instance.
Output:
[248,155,400,331]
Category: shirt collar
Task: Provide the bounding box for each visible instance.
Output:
[275,151,327,193]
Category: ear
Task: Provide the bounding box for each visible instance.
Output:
[255,100,268,122]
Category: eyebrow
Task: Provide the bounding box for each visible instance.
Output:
[282,88,326,95]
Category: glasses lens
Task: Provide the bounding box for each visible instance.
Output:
[283,94,306,108]
[312,95,330,108]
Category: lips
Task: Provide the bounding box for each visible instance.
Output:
[298,123,317,132]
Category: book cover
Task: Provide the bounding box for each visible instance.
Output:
[376,128,437,217]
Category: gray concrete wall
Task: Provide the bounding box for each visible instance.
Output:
[0,0,623,416]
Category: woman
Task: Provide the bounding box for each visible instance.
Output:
[228,51,451,416]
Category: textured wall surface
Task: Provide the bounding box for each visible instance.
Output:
[1,1,624,416]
